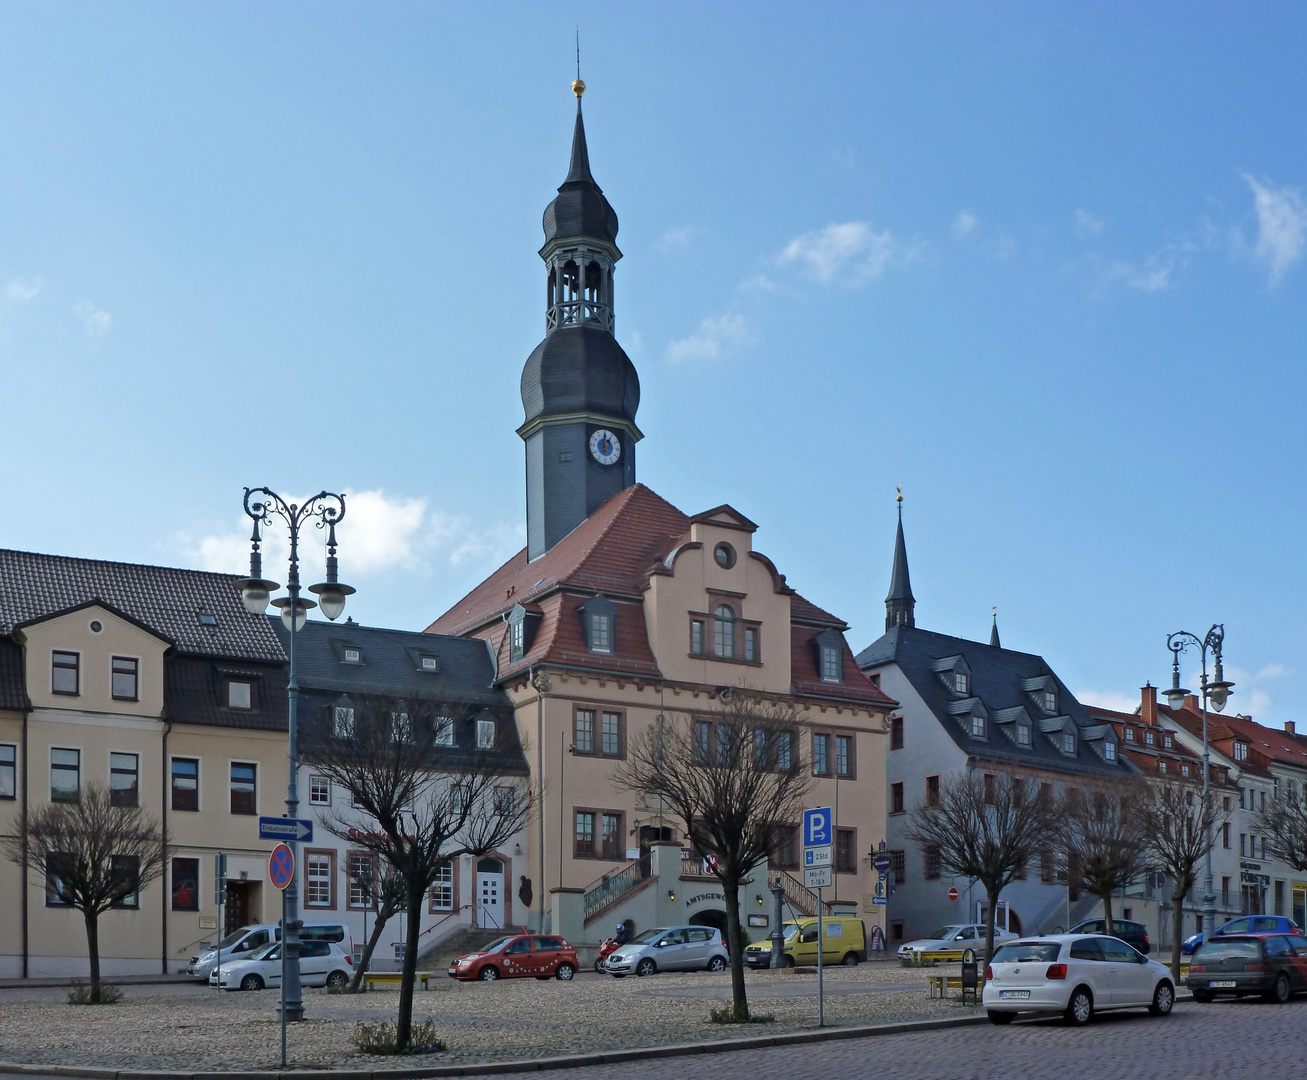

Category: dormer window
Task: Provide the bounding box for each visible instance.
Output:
[1159,759,1168,774]
[506,603,539,663]
[1104,739,1117,762]
[1145,730,1155,747]
[812,630,845,684]
[1163,734,1173,749]
[52,651,80,696]
[477,719,496,749]
[953,672,969,694]
[820,645,840,682]
[421,656,439,672]
[510,618,524,658]
[1233,741,1248,762]
[1125,727,1135,742]
[971,714,987,739]
[434,712,455,747]
[343,648,361,664]
[578,596,617,655]
[1015,720,1032,747]
[1062,730,1076,755]
[1042,689,1057,712]
[226,679,253,710]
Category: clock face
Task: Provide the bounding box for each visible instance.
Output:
[589,428,621,466]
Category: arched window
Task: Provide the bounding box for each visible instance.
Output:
[476,857,504,874]
[713,605,735,659]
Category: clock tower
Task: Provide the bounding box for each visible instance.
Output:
[519,81,641,561]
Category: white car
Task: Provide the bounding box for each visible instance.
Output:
[211,939,353,992]
[897,923,1015,961]
[982,934,1175,1025]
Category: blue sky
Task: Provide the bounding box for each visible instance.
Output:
[2,3,1305,722]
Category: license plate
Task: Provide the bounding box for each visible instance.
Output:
[1209,980,1236,988]
[999,990,1030,999]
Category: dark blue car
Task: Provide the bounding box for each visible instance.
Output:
[1182,915,1303,955]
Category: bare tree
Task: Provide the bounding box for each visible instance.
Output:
[344,855,407,992]
[1137,778,1219,981]
[613,694,812,1022]
[0,785,167,1002]
[303,695,531,1047]
[1058,779,1150,937]
[1254,789,1307,874]
[907,772,1055,964]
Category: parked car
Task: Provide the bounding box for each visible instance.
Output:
[1182,915,1303,955]
[448,934,578,981]
[187,922,351,980]
[1068,918,1151,955]
[212,939,353,991]
[982,934,1174,1025]
[1186,934,1307,1003]
[897,923,1015,962]
[743,917,867,968]
[604,926,730,977]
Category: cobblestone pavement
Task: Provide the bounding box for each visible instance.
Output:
[471,998,1307,1080]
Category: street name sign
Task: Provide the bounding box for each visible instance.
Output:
[873,854,892,873]
[804,865,832,889]
[258,816,313,843]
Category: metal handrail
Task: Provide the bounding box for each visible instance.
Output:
[582,854,652,922]
[767,868,832,917]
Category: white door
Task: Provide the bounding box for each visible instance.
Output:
[475,859,504,928]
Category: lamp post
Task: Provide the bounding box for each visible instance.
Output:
[234,487,353,1061]
[1165,625,1234,943]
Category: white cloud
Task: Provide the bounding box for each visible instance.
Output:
[1100,242,1194,294]
[952,211,978,239]
[181,489,524,582]
[1242,173,1307,284]
[74,299,111,336]
[736,273,779,294]
[1256,663,1290,681]
[625,328,644,352]
[6,277,43,302]
[777,222,895,284]
[1074,689,1140,715]
[1074,209,1105,237]
[655,227,694,253]
[665,312,749,364]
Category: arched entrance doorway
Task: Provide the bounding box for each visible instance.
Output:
[689,909,729,938]
[475,858,505,928]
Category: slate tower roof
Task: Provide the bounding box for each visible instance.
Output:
[884,496,915,631]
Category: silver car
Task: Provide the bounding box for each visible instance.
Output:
[604,925,730,977]
[897,923,1016,961]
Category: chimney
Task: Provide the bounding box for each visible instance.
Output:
[1184,694,1200,713]
[1141,682,1158,727]
[1287,721,1297,736]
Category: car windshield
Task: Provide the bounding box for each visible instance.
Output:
[928,926,963,940]
[992,942,1061,963]
[251,943,280,961]
[631,928,670,945]
[783,924,801,941]
[1194,938,1261,961]
[214,929,250,950]
[480,938,512,954]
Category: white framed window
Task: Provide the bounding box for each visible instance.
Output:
[1062,731,1076,755]
[1042,689,1056,712]
[745,627,758,663]
[434,713,455,747]
[953,672,969,694]
[227,680,252,710]
[476,719,495,749]
[421,656,439,671]
[451,784,471,814]
[821,645,841,682]
[347,852,374,908]
[690,619,704,655]
[1104,740,1117,762]
[390,712,413,743]
[1124,727,1135,742]
[510,619,524,656]
[1233,742,1248,762]
[430,862,454,911]
[343,648,361,664]
[713,605,735,658]
[1145,730,1155,746]
[970,714,986,739]
[309,775,331,805]
[305,853,332,907]
[590,612,612,653]
[333,706,354,738]
[1015,722,1032,748]
[1159,759,1168,774]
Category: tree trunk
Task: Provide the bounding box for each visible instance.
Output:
[722,876,749,1022]
[1170,887,1186,983]
[982,881,999,966]
[395,890,423,1049]
[84,910,102,1003]
[1102,892,1114,938]
[350,903,393,993]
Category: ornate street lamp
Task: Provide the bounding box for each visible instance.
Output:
[1166,624,1234,943]
[234,487,352,1061]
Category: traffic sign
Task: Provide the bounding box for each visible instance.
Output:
[873,854,891,873]
[804,846,832,868]
[803,865,832,889]
[268,844,295,891]
[948,887,959,901]
[870,896,887,906]
[259,816,314,843]
[803,806,832,848]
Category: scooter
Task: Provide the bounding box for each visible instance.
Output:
[595,936,621,973]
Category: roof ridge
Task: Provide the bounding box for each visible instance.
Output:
[0,546,240,581]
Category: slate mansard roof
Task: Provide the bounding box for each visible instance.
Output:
[857,625,1132,777]
[0,548,285,662]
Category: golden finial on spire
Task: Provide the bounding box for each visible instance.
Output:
[993,605,997,618]
[896,485,903,504]
[573,78,586,97]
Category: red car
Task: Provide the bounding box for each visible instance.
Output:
[448,934,578,982]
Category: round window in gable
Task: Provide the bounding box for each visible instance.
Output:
[713,543,736,569]
[89,620,103,633]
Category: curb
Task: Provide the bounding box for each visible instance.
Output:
[0,1012,991,1078]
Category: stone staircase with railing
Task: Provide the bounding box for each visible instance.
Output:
[767,868,833,917]
[417,926,507,969]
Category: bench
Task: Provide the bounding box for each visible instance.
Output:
[362,972,436,990]
[927,974,986,998]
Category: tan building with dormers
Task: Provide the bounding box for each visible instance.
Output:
[0,551,289,977]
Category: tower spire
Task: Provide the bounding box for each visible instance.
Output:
[885,487,915,631]
[990,606,1001,648]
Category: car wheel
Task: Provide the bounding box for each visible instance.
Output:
[610,973,626,979]
[594,957,607,973]
[240,974,264,992]
[478,966,499,981]
[536,976,550,981]
[987,1010,1015,1025]
[707,955,727,973]
[1192,988,1214,1003]
[784,955,795,968]
[1064,986,1093,1026]
[636,958,656,977]
[842,953,858,968]
[325,970,349,990]
[1265,973,1291,1004]
[1149,980,1174,1016]
[556,962,576,981]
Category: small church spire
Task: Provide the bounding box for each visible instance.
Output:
[989,606,1001,648]
[885,487,915,631]
[565,80,595,185]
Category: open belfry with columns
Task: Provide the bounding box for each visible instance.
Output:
[425,81,894,947]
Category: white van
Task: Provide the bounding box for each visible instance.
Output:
[187,922,351,980]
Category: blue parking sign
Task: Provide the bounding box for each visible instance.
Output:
[803,806,832,847]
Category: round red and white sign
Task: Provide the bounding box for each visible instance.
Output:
[269,843,295,891]
[948,887,959,901]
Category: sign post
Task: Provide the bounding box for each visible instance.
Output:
[268,843,295,1067]
[802,806,833,1028]
[214,852,227,985]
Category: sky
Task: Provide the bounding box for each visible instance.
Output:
[2,3,1306,724]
